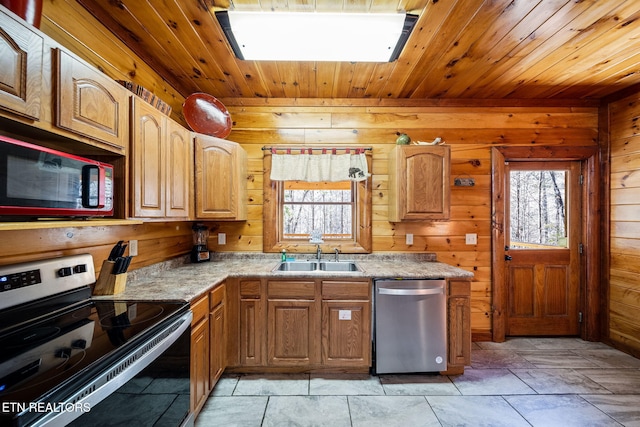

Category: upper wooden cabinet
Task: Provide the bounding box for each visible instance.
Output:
[55,49,129,152]
[388,145,451,221]
[194,135,247,220]
[130,97,191,219]
[165,119,192,218]
[0,11,43,120]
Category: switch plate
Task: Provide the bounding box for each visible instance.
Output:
[129,240,138,256]
[465,233,477,245]
[218,233,226,245]
[406,233,413,245]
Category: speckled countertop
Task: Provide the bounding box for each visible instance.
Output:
[93,252,473,303]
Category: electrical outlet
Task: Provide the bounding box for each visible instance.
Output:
[465,233,477,245]
[218,233,226,245]
[129,240,138,256]
[406,233,414,245]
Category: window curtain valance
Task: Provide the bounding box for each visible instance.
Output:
[268,147,371,182]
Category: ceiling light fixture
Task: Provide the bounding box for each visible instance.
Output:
[216,11,418,62]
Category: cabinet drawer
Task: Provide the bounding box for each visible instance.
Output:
[240,280,261,298]
[449,280,470,297]
[322,280,370,300]
[210,283,225,310]
[267,281,315,299]
[191,294,209,326]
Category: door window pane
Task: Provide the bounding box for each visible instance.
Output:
[509,170,568,249]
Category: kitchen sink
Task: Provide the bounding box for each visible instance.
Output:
[273,261,319,271]
[272,260,363,273]
[318,261,362,272]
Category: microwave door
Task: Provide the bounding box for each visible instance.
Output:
[82,165,104,208]
[4,153,81,209]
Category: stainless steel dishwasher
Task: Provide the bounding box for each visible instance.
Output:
[374,278,447,374]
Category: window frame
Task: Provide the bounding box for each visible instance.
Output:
[263,151,372,254]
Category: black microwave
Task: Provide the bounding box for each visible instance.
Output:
[0,135,114,218]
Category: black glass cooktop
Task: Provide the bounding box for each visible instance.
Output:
[0,291,189,423]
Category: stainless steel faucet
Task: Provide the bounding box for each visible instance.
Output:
[334,248,340,262]
[316,244,322,262]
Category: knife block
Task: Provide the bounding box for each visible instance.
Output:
[93,260,127,295]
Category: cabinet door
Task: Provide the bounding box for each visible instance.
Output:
[190,318,209,413]
[194,135,247,220]
[165,120,191,218]
[209,284,226,386]
[240,298,264,366]
[321,301,371,367]
[55,49,129,152]
[448,280,471,368]
[131,98,165,218]
[190,295,210,414]
[389,145,450,221]
[267,299,320,366]
[0,11,43,120]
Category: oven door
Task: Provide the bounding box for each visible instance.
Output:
[34,311,193,427]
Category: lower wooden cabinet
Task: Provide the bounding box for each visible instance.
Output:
[238,280,265,366]
[446,279,471,374]
[226,277,470,375]
[229,277,371,371]
[209,284,226,385]
[190,282,227,417]
[267,280,320,366]
[190,294,209,414]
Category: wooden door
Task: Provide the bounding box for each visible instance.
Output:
[321,300,370,367]
[0,11,43,120]
[131,98,165,218]
[55,49,129,151]
[388,145,450,221]
[190,296,210,413]
[267,299,320,366]
[209,283,226,386]
[165,120,191,218]
[504,161,581,336]
[194,135,247,220]
[239,280,264,366]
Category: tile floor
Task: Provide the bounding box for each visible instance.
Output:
[195,338,640,426]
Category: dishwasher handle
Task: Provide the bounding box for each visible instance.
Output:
[377,287,444,296]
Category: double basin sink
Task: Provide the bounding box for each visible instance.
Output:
[272,259,363,273]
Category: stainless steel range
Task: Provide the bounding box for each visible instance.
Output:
[0,254,193,427]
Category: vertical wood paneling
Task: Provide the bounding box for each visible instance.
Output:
[608,92,640,356]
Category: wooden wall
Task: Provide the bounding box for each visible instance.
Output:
[1,0,600,339]
[0,222,193,276]
[608,92,640,356]
[206,98,599,337]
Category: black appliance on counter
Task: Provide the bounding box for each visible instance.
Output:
[0,254,193,427]
[190,223,210,263]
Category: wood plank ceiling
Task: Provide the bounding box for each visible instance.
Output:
[76,0,640,100]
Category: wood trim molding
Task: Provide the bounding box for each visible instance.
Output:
[491,146,601,342]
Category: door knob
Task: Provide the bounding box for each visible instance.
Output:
[504,255,512,261]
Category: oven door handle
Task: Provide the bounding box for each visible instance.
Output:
[33,311,193,427]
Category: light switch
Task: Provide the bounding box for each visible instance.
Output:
[218,233,226,245]
[465,233,477,245]
[406,234,414,245]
